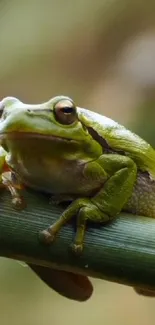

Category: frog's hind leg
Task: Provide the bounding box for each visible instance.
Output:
[39,197,109,254]
[71,203,110,254]
[40,154,137,254]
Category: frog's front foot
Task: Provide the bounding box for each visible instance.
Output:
[2,171,26,210]
[12,196,26,210]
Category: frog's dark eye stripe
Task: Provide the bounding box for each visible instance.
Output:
[0,103,5,119]
[54,99,77,125]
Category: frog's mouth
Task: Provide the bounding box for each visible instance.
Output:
[0,131,78,144]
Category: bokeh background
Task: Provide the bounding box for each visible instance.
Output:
[1,0,155,324]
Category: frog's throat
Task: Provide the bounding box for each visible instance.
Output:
[0,131,78,144]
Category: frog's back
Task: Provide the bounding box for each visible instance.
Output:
[79,107,155,178]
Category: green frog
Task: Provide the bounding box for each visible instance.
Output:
[0,95,155,255]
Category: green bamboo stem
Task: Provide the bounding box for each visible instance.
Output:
[0,188,155,291]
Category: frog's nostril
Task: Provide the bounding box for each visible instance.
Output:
[27,109,32,114]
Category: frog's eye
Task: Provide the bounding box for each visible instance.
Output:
[54,99,77,125]
[0,97,18,120]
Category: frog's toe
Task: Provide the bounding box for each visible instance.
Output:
[70,243,83,255]
[39,228,56,244]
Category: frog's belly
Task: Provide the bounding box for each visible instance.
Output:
[12,156,101,196]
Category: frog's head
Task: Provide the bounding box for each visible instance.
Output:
[0,96,102,159]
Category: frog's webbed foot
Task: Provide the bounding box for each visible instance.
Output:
[2,171,25,210]
[70,243,83,255]
[39,228,56,244]
[50,194,74,206]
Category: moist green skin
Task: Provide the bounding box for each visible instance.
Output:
[0,95,155,255]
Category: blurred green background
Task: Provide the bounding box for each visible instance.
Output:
[1,0,155,324]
